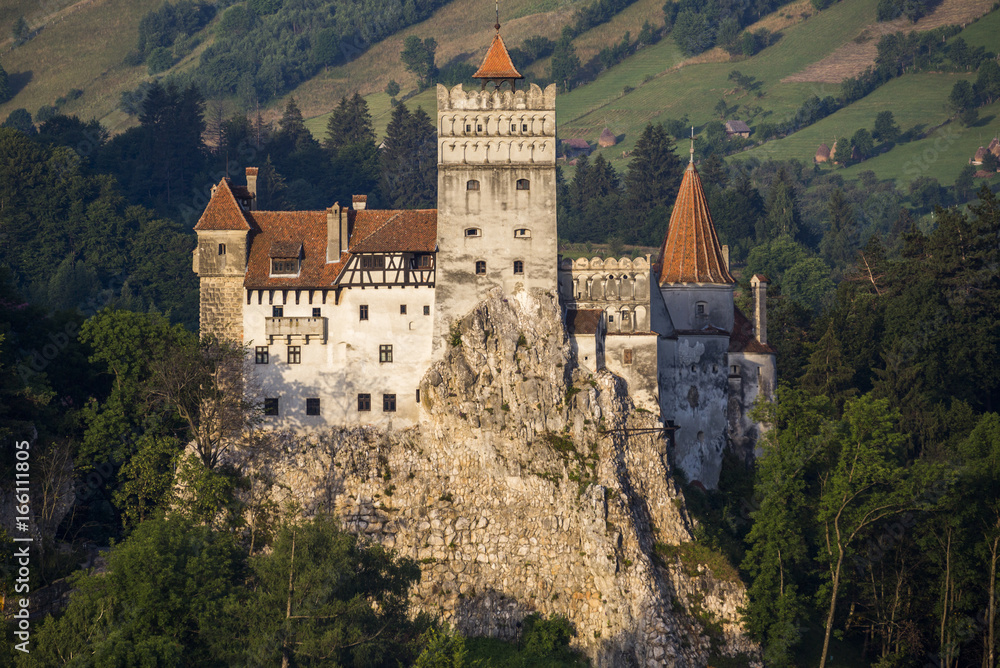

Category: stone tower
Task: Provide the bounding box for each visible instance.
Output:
[192,174,255,340]
[655,154,737,488]
[432,26,557,351]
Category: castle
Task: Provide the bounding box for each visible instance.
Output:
[192,27,775,489]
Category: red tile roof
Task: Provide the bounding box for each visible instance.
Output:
[729,307,775,354]
[349,210,437,253]
[656,162,735,285]
[565,309,604,335]
[243,208,438,289]
[245,211,346,289]
[473,33,523,80]
[194,179,253,231]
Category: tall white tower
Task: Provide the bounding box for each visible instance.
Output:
[432,25,557,351]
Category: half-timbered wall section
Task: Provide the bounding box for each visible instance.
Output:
[336,252,436,288]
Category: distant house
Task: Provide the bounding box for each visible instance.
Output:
[724,120,751,138]
[973,146,987,165]
[598,127,618,147]
[973,138,1000,165]
[815,143,831,163]
[562,138,591,159]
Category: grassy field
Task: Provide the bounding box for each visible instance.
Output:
[950,4,1000,49]
[0,0,162,134]
[736,72,974,167]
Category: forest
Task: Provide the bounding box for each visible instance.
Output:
[2,29,1000,662]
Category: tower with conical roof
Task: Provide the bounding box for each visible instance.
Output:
[653,141,740,489]
[432,9,557,352]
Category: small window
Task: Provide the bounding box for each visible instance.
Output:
[465,228,481,237]
[272,305,283,318]
[358,393,371,411]
[522,123,528,132]
[312,307,321,317]
[272,258,297,274]
[400,305,407,315]
[383,394,397,412]
[360,305,369,321]
[264,398,279,416]
[731,364,740,376]
[513,260,524,275]
[516,179,530,190]
[306,398,320,415]
[361,255,385,269]
[467,180,480,191]
[621,310,630,322]
[423,305,430,316]
[609,315,614,323]
[379,344,393,363]
[475,261,486,275]
[218,243,226,255]
[623,349,634,365]
[514,228,531,238]
[288,346,301,364]
[465,124,471,132]
[696,302,707,315]
[691,364,697,373]
[414,254,433,268]
[416,388,420,403]
[255,346,269,364]
[477,124,483,132]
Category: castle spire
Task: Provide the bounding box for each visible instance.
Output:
[472,1,522,90]
[656,160,734,285]
[689,126,695,163]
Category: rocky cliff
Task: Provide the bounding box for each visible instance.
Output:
[250,287,758,666]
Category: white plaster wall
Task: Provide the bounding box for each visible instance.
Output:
[244,286,435,430]
[604,334,659,411]
[659,284,734,333]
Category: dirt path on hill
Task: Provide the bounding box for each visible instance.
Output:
[0,0,101,55]
[782,0,993,84]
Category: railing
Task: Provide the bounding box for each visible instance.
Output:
[265,317,327,343]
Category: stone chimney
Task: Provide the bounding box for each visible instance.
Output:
[751,274,768,345]
[245,167,258,210]
[326,203,345,262]
[352,194,367,211]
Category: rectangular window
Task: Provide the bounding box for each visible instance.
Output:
[400,305,407,315]
[312,307,321,317]
[513,260,524,274]
[272,305,283,317]
[264,398,279,416]
[360,305,369,320]
[623,349,634,365]
[423,305,430,316]
[416,388,420,403]
[358,393,371,411]
[255,346,269,364]
[416,254,433,268]
[383,394,396,412]
[361,255,385,269]
[287,346,301,364]
[306,398,320,416]
[379,344,393,363]
[271,258,297,274]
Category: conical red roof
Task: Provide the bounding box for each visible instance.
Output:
[194,178,252,231]
[473,33,523,80]
[656,162,735,285]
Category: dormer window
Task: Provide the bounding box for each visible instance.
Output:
[272,258,298,275]
[516,179,530,190]
[465,228,482,237]
[467,180,480,191]
[514,228,531,238]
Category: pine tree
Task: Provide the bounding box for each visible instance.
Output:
[0,63,10,104]
[379,104,435,208]
[324,93,375,154]
[758,170,801,242]
[549,28,580,92]
[624,123,684,215]
[276,97,315,151]
[819,188,858,269]
[257,156,288,210]
[800,322,857,410]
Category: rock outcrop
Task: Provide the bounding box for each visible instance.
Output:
[248,288,758,666]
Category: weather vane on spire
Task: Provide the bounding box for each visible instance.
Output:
[690,126,695,163]
[495,0,501,31]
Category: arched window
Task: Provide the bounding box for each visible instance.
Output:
[475,261,486,275]
[467,179,480,191]
[513,260,524,274]
[514,228,531,238]
[516,179,530,190]
[218,243,226,255]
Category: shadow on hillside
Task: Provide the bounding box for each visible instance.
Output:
[7,70,32,98]
[972,113,997,128]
